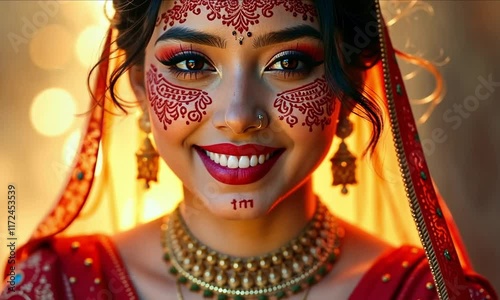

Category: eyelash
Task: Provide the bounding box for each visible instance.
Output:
[156,50,216,80]
[155,49,323,80]
[265,50,323,79]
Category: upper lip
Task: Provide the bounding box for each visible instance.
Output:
[197,143,281,156]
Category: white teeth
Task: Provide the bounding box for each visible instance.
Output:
[219,155,228,167]
[250,155,258,167]
[239,156,250,168]
[204,150,274,168]
[227,156,239,169]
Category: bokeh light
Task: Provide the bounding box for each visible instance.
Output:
[76,25,108,68]
[29,24,73,70]
[30,88,76,136]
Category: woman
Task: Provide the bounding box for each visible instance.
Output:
[1,0,497,299]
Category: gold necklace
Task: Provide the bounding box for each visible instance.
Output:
[175,282,311,300]
[161,201,343,300]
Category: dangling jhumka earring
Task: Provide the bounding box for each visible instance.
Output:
[330,114,357,194]
[136,107,159,188]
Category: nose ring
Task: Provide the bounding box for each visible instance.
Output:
[257,113,264,129]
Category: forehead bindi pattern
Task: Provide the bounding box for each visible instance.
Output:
[157,0,317,44]
[274,76,335,132]
[147,65,213,130]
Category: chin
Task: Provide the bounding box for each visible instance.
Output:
[203,197,274,221]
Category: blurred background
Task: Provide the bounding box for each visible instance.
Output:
[1,0,499,292]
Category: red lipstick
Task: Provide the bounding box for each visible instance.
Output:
[195,144,284,185]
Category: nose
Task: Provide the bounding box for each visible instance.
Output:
[221,101,266,134]
[213,77,268,134]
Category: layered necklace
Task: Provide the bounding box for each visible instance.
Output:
[161,201,343,300]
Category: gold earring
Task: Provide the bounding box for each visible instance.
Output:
[136,107,159,189]
[330,116,357,194]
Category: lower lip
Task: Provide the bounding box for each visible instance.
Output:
[195,147,283,185]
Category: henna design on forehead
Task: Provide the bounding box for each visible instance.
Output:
[157,0,316,36]
[274,76,335,132]
[146,65,213,130]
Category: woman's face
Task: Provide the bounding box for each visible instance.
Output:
[143,1,340,219]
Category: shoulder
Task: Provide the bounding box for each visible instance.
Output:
[111,216,165,277]
[350,244,498,300]
[319,220,435,299]
[1,244,68,300]
[1,234,138,300]
[350,244,438,299]
[306,219,394,298]
[331,219,394,284]
[111,216,178,299]
[1,235,104,299]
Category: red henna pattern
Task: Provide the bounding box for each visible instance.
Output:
[157,0,316,34]
[274,76,335,132]
[146,65,213,130]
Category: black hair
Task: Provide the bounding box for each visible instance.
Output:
[90,0,383,153]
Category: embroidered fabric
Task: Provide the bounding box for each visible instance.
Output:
[1,235,495,300]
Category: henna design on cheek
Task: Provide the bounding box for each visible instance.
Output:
[274,76,335,132]
[231,199,254,210]
[157,0,316,35]
[146,65,213,130]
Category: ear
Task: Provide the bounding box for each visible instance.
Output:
[129,64,147,109]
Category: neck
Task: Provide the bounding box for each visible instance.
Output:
[180,180,317,257]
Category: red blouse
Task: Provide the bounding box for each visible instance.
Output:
[1,235,497,300]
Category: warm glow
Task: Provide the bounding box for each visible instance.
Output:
[119,198,137,230]
[103,1,116,25]
[30,88,76,136]
[76,25,108,68]
[141,186,180,223]
[87,0,116,27]
[29,24,73,70]
[63,130,103,176]
[142,197,164,221]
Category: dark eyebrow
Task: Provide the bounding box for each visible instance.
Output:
[155,27,227,49]
[252,25,322,48]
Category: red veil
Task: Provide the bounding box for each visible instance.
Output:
[6,1,487,299]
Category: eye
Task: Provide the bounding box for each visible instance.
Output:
[265,50,323,79]
[268,57,301,71]
[174,57,212,72]
[156,50,216,79]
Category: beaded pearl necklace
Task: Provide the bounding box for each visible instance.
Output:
[161,201,343,300]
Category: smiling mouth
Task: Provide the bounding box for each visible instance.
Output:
[194,144,285,185]
[203,150,275,169]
